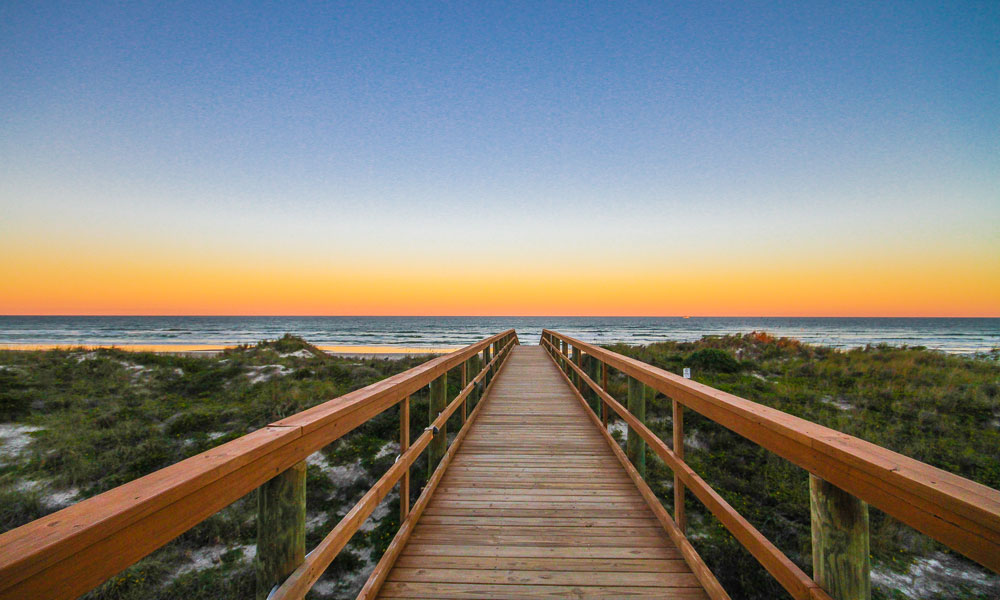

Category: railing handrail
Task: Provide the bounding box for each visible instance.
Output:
[542,330,1000,575]
[0,329,517,600]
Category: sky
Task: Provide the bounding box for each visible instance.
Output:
[1,1,998,316]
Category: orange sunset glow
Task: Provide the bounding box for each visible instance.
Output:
[2,231,997,316]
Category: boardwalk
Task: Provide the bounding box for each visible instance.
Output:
[377,345,708,599]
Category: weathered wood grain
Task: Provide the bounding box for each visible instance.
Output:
[255,461,306,600]
[810,475,871,600]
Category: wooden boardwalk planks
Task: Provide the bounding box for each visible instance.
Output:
[375,345,709,599]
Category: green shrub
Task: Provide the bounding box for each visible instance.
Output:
[0,370,30,419]
[687,348,741,374]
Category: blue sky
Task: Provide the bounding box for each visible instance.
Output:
[1,1,998,315]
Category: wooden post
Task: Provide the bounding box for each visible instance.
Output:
[471,354,481,407]
[255,461,306,600]
[570,346,580,390]
[483,345,492,387]
[461,361,468,424]
[400,395,410,522]
[464,356,476,410]
[429,373,447,476]
[810,475,871,600]
[601,361,609,428]
[673,399,686,532]
[585,354,599,411]
[626,376,646,477]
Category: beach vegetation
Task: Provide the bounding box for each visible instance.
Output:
[0,333,997,598]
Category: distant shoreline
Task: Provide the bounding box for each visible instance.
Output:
[1,316,997,354]
[0,343,459,358]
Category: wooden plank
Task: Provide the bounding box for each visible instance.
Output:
[387,567,702,587]
[392,555,688,572]
[417,515,662,527]
[421,506,657,518]
[379,582,710,599]
[398,544,680,559]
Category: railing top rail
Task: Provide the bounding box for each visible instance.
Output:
[0,329,517,600]
[542,329,1000,573]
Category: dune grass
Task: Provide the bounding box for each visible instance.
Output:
[0,333,997,599]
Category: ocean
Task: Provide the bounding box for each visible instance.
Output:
[0,316,998,354]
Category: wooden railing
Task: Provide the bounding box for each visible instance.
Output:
[0,330,519,600]
[541,329,1000,600]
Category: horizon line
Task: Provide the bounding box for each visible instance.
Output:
[1,314,997,319]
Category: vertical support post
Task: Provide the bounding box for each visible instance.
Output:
[400,395,410,522]
[570,346,580,390]
[626,376,646,477]
[472,354,481,406]
[429,373,447,476]
[465,355,476,408]
[483,345,492,387]
[255,461,306,600]
[601,360,609,428]
[461,361,468,424]
[810,475,871,600]
[584,353,598,411]
[672,399,686,532]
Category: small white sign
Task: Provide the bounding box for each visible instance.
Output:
[683,367,691,379]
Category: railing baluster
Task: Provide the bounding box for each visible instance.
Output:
[400,395,410,522]
[673,399,686,532]
[586,353,599,414]
[571,345,581,390]
[461,361,468,424]
[626,376,646,477]
[483,344,492,387]
[428,373,447,477]
[472,353,481,408]
[601,359,609,428]
[255,461,306,600]
[810,476,871,600]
